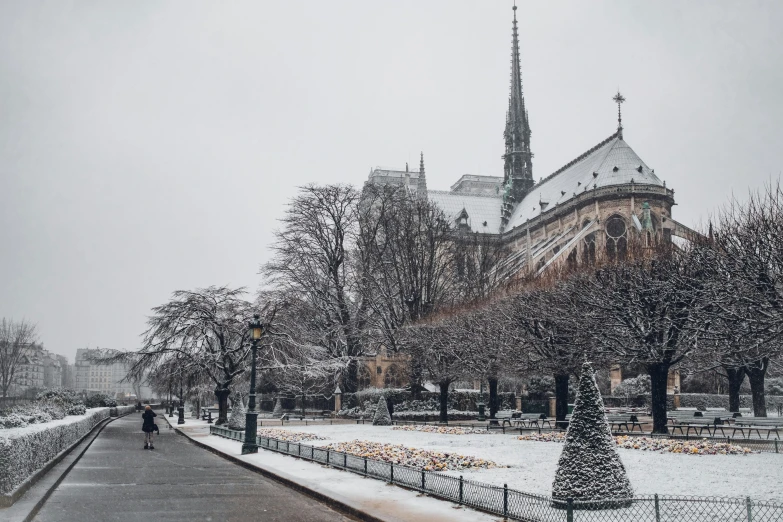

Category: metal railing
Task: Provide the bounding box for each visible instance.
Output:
[210,425,783,521]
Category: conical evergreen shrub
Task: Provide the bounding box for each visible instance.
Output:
[228,395,246,430]
[552,362,633,502]
[372,396,392,426]
[272,398,283,418]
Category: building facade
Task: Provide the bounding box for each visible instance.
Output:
[363,6,693,392]
[74,348,141,398]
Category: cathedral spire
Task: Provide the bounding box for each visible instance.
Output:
[501,2,534,230]
[417,151,428,199]
[613,90,626,139]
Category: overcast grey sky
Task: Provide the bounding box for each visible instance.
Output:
[1,1,782,362]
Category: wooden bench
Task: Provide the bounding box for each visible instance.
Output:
[607,414,644,432]
[672,417,730,437]
[731,418,783,439]
[512,413,551,429]
[488,411,519,427]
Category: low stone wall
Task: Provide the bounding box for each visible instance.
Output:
[0,408,110,495]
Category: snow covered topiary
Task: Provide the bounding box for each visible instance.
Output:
[272,398,283,418]
[552,362,633,502]
[228,395,246,430]
[372,396,392,426]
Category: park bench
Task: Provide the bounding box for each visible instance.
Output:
[512,413,551,429]
[671,417,729,437]
[607,414,644,432]
[731,418,783,439]
[488,411,519,428]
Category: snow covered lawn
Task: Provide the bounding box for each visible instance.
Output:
[276,423,783,502]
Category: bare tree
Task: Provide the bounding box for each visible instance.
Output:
[570,246,709,434]
[263,184,366,392]
[710,185,783,416]
[0,318,38,397]
[110,286,261,425]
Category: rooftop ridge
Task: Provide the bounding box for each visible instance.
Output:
[428,189,502,200]
[534,131,620,188]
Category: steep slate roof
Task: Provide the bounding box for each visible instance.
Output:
[428,190,503,233]
[505,133,663,231]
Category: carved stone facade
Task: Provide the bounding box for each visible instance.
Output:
[356,347,408,390]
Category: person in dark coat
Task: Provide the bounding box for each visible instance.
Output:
[142,405,157,449]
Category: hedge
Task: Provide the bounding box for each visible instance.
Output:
[668,393,783,411]
[0,408,110,495]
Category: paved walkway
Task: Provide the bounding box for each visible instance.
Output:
[33,412,351,522]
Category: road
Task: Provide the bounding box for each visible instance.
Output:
[33,412,352,522]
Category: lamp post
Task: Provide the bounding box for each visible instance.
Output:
[168,378,173,417]
[177,372,185,425]
[242,314,263,454]
[477,380,486,421]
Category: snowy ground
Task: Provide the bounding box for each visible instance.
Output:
[272,423,783,502]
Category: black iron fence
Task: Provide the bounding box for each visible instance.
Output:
[210,425,783,521]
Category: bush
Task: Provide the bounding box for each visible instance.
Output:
[613,375,651,398]
[85,394,117,408]
[66,403,87,416]
[36,388,80,405]
[0,413,30,429]
[0,408,110,495]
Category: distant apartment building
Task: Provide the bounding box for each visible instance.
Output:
[74,348,148,398]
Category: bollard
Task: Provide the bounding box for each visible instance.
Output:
[775,440,779,453]
[421,470,426,490]
[503,484,508,517]
[390,463,394,484]
[298,443,301,456]
[326,449,330,466]
[364,458,368,476]
[459,476,463,505]
[344,453,347,468]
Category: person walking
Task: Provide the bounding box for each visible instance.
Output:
[142,405,157,449]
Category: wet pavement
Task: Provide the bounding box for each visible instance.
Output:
[33,412,351,522]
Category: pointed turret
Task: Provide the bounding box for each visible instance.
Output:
[417,151,428,199]
[501,4,534,230]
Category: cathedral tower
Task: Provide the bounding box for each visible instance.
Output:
[501,4,534,230]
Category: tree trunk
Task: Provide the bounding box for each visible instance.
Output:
[214,388,231,425]
[648,363,670,434]
[554,374,570,423]
[342,359,359,393]
[302,393,306,418]
[746,360,769,417]
[488,377,499,419]
[724,366,745,413]
[439,380,449,424]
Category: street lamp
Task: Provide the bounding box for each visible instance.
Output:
[168,378,173,417]
[242,314,263,454]
[177,372,185,425]
[477,380,486,421]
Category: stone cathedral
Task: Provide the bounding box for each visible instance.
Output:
[366,5,696,283]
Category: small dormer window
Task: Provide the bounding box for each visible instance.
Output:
[612,166,619,172]
[593,172,599,178]
[637,165,643,173]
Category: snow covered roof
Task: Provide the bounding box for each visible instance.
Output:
[505,133,663,231]
[428,190,503,233]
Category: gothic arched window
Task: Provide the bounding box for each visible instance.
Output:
[384,364,404,388]
[357,365,372,390]
[605,215,628,261]
[582,233,596,265]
